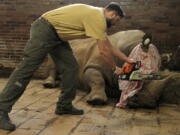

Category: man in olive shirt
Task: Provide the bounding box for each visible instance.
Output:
[0,2,134,131]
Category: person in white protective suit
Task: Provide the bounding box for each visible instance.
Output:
[116,34,161,108]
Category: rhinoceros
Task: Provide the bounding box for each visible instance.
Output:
[43,30,180,108]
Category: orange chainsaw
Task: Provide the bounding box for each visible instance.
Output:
[119,61,162,81]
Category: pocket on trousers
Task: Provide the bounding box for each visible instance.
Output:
[23,40,47,58]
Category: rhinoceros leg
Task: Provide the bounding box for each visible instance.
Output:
[84,68,108,105]
[43,56,56,88]
[43,68,56,88]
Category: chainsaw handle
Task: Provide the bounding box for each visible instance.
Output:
[122,61,141,73]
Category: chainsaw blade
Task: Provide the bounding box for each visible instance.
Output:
[129,71,162,81]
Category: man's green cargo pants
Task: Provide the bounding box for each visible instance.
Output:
[0,18,79,112]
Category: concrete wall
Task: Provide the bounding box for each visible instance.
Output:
[0,0,179,77]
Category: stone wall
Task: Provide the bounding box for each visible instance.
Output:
[0,0,179,77]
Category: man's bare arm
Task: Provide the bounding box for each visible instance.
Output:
[97,38,133,69]
[97,38,116,69]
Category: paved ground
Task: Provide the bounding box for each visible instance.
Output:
[0,79,179,135]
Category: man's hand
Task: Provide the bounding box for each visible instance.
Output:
[127,58,136,64]
[114,66,123,75]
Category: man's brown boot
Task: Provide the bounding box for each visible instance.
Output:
[55,106,84,115]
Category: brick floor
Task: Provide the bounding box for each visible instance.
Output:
[0,79,179,135]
